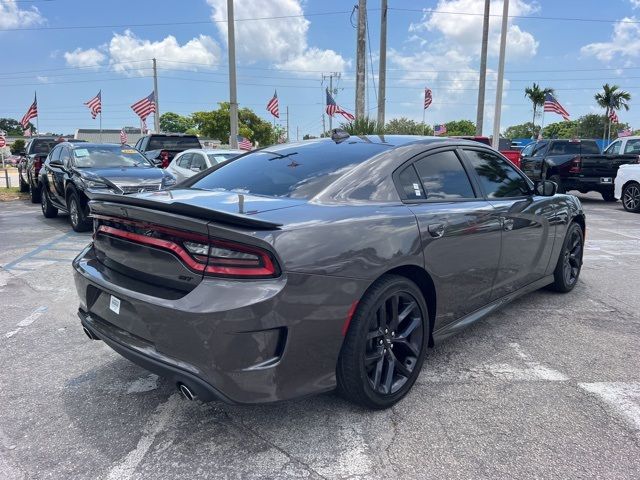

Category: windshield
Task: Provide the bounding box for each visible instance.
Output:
[148,136,201,150]
[192,141,389,199]
[207,153,239,164]
[31,140,58,155]
[73,145,153,168]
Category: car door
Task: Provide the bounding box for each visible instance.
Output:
[461,147,557,298]
[43,146,62,206]
[396,147,503,326]
[49,146,70,207]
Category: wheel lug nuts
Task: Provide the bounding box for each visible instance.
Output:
[379,340,383,345]
[384,329,388,334]
[391,332,395,337]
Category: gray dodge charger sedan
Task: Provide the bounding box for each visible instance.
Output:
[73,134,585,409]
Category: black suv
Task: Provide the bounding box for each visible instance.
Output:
[18,137,62,202]
[134,133,201,168]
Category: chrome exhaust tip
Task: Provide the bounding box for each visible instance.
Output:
[83,326,97,340]
[178,383,195,401]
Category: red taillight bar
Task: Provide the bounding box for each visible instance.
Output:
[96,224,276,278]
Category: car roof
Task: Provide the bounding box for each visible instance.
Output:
[63,142,134,149]
[180,148,243,155]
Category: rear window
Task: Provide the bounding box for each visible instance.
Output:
[73,145,153,168]
[207,153,238,164]
[192,141,389,198]
[31,140,58,155]
[148,136,201,150]
[548,141,600,155]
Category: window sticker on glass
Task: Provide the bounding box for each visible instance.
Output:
[413,183,422,196]
[74,148,90,157]
[121,149,137,154]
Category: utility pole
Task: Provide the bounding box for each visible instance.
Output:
[152,58,160,132]
[355,0,367,120]
[322,73,341,131]
[322,114,326,136]
[227,0,239,149]
[286,106,290,142]
[492,0,509,149]
[476,0,490,136]
[377,0,387,128]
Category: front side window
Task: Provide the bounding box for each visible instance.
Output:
[413,150,475,200]
[605,141,621,155]
[464,149,531,199]
[532,142,548,157]
[177,153,192,169]
[48,146,62,164]
[521,143,535,157]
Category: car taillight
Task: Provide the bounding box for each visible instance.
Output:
[569,157,581,174]
[33,157,43,176]
[160,150,170,169]
[95,219,278,278]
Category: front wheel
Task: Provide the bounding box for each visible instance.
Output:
[548,222,584,293]
[67,192,91,232]
[622,182,640,213]
[337,274,429,409]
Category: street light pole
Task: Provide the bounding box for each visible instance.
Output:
[227,0,239,149]
[476,0,490,135]
[492,0,509,149]
[377,0,388,128]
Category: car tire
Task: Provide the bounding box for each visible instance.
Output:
[41,186,58,218]
[336,274,429,409]
[67,192,91,232]
[601,190,617,202]
[19,174,29,193]
[548,175,565,194]
[30,181,41,203]
[622,181,640,213]
[548,222,584,293]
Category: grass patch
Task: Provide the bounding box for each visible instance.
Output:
[0,187,29,202]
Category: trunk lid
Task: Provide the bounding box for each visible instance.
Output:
[576,154,638,177]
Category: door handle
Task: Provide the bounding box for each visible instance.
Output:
[501,217,514,231]
[427,223,445,238]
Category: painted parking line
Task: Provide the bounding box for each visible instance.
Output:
[5,306,47,339]
[579,382,640,435]
[2,231,88,271]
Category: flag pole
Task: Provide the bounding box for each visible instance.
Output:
[35,91,39,136]
[422,105,426,135]
[540,110,546,139]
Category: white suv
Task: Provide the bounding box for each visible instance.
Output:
[613,136,640,212]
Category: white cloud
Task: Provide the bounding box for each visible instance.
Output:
[0,0,44,29]
[63,48,106,69]
[581,17,640,62]
[36,76,49,83]
[207,0,348,75]
[631,0,640,8]
[411,0,539,58]
[108,30,221,75]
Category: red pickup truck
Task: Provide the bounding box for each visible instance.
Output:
[453,136,522,168]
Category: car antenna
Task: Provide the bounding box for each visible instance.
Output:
[331,128,350,143]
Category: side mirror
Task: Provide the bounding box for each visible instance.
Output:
[535,180,558,196]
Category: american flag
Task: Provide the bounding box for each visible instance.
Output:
[237,135,252,151]
[267,90,279,118]
[120,128,128,144]
[608,109,619,123]
[21,93,38,129]
[325,89,355,121]
[84,90,102,119]
[424,88,433,110]
[434,124,447,136]
[131,92,156,120]
[23,127,32,137]
[543,93,570,121]
[618,128,632,138]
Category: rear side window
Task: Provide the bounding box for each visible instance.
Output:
[397,166,424,200]
[464,149,531,198]
[413,150,475,200]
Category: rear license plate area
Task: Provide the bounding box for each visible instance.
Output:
[600,177,612,184]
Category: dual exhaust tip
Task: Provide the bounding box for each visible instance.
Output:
[83,326,99,341]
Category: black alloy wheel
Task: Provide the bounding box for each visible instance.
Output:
[365,293,424,395]
[68,192,91,232]
[549,222,583,293]
[337,274,429,409]
[622,182,640,213]
[41,186,58,218]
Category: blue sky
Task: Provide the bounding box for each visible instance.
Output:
[2,0,640,138]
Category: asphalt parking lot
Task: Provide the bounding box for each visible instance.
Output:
[1,193,639,479]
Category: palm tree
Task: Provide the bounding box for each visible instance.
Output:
[524,83,555,138]
[595,83,631,140]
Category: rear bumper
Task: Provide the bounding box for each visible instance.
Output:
[562,176,614,191]
[72,243,367,404]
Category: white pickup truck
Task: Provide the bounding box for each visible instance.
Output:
[613,136,640,212]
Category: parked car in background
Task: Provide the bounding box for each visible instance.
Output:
[520,139,638,201]
[615,163,640,212]
[17,137,64,202]
[166,148,243,183]
[602,135,640,157]
[74,134,585,409]
[452,136,523,168]
[134,133,201,168]
[39,143,176,231]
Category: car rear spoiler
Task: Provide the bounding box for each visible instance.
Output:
[88,193,282,230]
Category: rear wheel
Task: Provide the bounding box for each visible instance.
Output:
[40,186,58,218]
[68,192,91,232]
[19,173,29,192]
[337,274,429,409]
[548,175,565,194]
[601,190,617,202]
[30,181,41,203]
[622,182,640,213]
[548,222,584,293]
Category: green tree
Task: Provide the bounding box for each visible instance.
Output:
[10,139,25,154]
[524,83,555,138]
[0,118,34,136]
[385,117,431,135]
[159,112,194,133]
[303,134,318,140]
[542,120,579,139]
[445,120,476,136]
[191,103,275,146]
[575,114,608,139]
[595,83,631,139]
[503,122,537,139]
[340,116,383,135]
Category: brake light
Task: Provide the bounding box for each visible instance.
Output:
[95,220,278,278]
[569,157,581,174]
[160,150,170,169]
